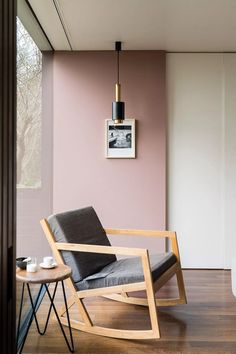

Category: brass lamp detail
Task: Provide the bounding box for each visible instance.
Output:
[112,41,125,124]
[116,83,121,101]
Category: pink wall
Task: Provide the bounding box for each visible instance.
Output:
[53,51,166,251]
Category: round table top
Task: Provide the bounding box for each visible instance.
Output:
[16,264,72,284]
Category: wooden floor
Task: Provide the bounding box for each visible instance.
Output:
[19,270,236,354]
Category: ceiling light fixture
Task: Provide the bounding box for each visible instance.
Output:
[112,41,125,124]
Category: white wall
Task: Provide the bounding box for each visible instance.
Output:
[167,53,236,269]
[224,54,236,268]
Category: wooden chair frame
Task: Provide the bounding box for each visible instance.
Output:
[40,220,187,340]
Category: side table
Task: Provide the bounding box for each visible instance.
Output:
[16,264,74,353]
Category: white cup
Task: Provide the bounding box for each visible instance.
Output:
[27,257,37,273]
[43,256,54,267]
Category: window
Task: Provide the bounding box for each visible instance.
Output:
[17,17,42,188]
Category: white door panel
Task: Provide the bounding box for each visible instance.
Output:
[167,53,224,268]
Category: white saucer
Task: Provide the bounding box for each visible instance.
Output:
[39,262,57,269]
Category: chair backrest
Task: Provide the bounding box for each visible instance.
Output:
[47,207,116,283]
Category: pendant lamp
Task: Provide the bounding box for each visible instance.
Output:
[112,41,125,124]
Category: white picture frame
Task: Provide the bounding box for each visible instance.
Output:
[105,119,136,159]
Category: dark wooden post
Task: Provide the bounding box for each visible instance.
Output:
[0,0,16,353]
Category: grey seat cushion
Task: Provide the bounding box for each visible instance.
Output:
[47,207,116,283]
[75,252,177,291]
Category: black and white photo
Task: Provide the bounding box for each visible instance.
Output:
[105,119,136,158]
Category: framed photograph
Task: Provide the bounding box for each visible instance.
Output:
[105,119,136,158]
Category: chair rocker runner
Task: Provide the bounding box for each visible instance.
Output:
[40,207,186,340]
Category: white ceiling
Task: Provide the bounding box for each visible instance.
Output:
[28,0,236,51]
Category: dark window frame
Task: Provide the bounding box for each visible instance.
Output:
[0,0,17,353]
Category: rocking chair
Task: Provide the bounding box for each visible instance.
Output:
[40,206,186,340]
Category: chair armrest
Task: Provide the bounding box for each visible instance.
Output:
[105,228,176,239]
[55,242,147,257]
[55,242,153,288]
[105,228,181,262]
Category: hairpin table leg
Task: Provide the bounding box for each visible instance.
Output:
[17,284,44,354]
[44,281,74,352]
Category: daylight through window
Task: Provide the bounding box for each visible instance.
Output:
[17,18,42,188]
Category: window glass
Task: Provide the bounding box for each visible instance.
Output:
[17,17,42,188]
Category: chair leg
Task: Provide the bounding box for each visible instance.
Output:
[57,296,76,317]
[141,253,160,338]
[58,294,93,327]
[75,297,93,326]
[146,291,160,338]
[176,267,187,304]
[64,279,93,326]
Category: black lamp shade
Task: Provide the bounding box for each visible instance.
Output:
[112,101,125,121]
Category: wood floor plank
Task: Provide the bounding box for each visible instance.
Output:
[18,270,236,354]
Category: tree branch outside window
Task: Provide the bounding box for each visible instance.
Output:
[17,18,42,188]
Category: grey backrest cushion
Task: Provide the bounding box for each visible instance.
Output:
[47,207,116,283]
